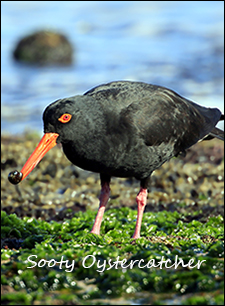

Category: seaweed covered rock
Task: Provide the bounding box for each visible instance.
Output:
[13,30,73,66]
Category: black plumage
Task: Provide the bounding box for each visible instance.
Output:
[8,81,224,238]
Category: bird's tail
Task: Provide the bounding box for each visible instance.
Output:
[203,114,224,141]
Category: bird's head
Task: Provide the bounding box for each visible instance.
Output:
[8,95,89,184]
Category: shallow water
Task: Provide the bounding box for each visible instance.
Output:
[1,1,224,134]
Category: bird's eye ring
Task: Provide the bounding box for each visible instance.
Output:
[58,113,72,123]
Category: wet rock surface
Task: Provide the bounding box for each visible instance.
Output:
[1,133,224,223]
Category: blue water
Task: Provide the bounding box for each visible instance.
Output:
[1,1,224,134]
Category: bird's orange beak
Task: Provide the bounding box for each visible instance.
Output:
[20,132,59,181]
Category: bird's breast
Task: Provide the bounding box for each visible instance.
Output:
[61,136,175,180]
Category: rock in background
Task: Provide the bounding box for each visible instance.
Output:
[13,30,73,66]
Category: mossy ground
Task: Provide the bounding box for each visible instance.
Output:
[1,133,224,305]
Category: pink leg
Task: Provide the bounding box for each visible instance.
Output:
[90,182,110,235]
[132,187,148,239]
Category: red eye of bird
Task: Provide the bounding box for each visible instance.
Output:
[58,113,72,123]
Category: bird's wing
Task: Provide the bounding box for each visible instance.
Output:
[121,90,221,153]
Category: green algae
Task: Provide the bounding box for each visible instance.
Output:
[1,208,224,305]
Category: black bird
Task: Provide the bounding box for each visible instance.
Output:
[8,81,224,238]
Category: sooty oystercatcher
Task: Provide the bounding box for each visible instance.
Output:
[8,81,224,238]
